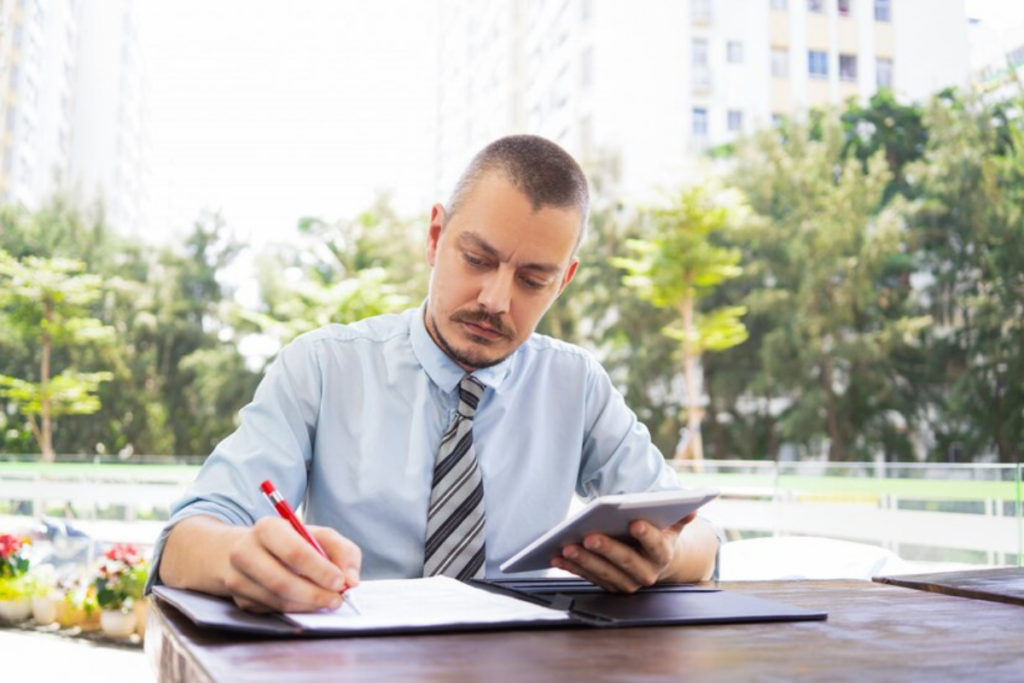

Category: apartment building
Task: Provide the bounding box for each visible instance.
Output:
[0,0,149,234]
[754,0,968,136]
[0,0,76,207]
[435,0,970,202]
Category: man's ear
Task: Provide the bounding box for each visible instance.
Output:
[557,258,580,296]
[426,203,446,267]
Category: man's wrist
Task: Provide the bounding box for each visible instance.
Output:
[660,519,718,583]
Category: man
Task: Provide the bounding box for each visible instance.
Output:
[152,135,718,613]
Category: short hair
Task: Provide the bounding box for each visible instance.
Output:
[445,135,590,250]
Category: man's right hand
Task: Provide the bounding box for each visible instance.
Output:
[159,515,362,613]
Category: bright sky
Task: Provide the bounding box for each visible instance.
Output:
[136,1,437,248]
[965,0,1024,25]
[136,1,1024,249]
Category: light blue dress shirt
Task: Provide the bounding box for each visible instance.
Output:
[149,302,682,585]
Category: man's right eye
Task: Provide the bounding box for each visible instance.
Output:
[464,254,486,267]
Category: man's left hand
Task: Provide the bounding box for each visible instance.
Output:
[550,512,698,592]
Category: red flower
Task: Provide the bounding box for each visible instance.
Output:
[0,534,26,560]
[104,543,143,566]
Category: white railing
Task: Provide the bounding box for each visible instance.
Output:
[673,460,1023,566]
[1,458,1021,565]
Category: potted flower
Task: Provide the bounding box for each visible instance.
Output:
[93,543,149,638]
[27,565,59,626]
[0,533,32,624]
[55,581,100,630]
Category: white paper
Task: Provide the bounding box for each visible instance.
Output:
[283,576,571,631]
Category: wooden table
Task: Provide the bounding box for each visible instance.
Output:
[875,566,1024,607]
[146,578,1024,682]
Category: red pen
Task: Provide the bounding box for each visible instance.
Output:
[260,479,357,610]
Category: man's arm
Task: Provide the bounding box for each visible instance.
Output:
[159,514,362,613]
[550,513,719,592]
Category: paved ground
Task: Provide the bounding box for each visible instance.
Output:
[0,629,152,681]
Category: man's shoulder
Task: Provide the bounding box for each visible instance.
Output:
[291,309,415,349]
[521,333,598,367]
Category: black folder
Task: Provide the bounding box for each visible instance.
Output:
[153,577,825,637]
[473,578,827,628]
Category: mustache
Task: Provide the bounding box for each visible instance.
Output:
[451,309,515,339]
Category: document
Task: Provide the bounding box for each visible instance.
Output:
[283,576,571,631]
[153,576,573,636]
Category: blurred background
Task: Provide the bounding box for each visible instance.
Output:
[1,5,1023,666]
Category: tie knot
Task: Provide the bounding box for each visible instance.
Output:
[457,375,485,418]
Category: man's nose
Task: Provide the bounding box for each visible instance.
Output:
[477,268,513,314]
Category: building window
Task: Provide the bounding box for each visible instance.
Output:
[839,54,857,81]
[692,0,713,23]
[727,110,743,132]
[808,0,825,12]
[692,38,709,67]
[727,41,744,64]
[693,108,708,137]
[876,57,893,87]
[808,51,828,78]
[838,0,852,16]
[874,0,890,22]
[771,0,788,9]
[771,47,789,77]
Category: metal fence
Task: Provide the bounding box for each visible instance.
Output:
[0,457,1021,566]
[674,460,1023,567]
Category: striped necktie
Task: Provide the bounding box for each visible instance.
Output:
[423,375,488,580]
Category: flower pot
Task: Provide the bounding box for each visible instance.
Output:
[0,597,32,624]
[100,608,137,638]
[134,597,148,637]
[55,599,83,628]
[79,607,102,632]
[31,595,58,626]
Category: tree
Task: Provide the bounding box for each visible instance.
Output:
[726,113,930,461]
[0,250,114,462]
[232,196,425,364]
[907,93,1024,463]
[612,181,750,463]
[841,89,928,203]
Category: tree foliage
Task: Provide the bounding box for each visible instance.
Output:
[2,91,1022,465]
[0,248,115,462]
[612,182,750,462]
[906,94,1024,463]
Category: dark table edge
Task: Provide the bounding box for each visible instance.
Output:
[873,572,1024,609]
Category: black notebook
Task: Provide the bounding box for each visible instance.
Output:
[153,576,825,637]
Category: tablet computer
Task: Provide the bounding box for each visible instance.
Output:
[500,488,719,574]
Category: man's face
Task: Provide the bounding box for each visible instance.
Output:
[425,172,581,371]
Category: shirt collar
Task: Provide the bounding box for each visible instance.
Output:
[410,299,517,394]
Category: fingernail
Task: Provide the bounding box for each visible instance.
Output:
[328,596,342,610]
[584,537,600,550]
[564,547,578,559]
[634,522,646,536]
[347,568,360,586]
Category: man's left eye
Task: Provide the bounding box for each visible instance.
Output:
[520,277,546,290]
